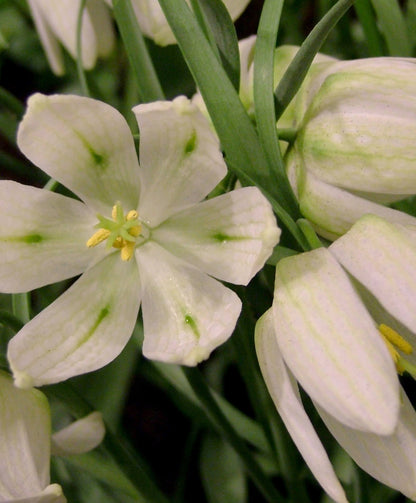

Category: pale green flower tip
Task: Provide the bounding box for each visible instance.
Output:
[182,346,214,367]
[13,369,35,390]
[172,95,194,115]
[40,483,66,502]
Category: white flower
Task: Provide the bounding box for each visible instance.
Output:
[28,0,114,75]
[285,57,416,239]
[2,93,280,388]
[0,370,105,502]
[255,214,416,502]
[125,0,251,46]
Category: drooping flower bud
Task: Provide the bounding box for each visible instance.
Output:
[286,57,416,239]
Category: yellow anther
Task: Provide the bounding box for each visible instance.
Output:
[129,225,141,237]
[121,240,135,261]
[379,324,413,355]
[86,228,110,248]
[86,203,143,260]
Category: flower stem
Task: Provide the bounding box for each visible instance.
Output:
[182,366,285,503]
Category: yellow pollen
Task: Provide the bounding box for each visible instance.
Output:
[86,228,110,248]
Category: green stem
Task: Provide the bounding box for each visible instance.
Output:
[297,219,324,250]
[276,127,297,144]
[182,366,285,503]
[0,86,24,117]
[76,0,90,97]
[113,0,165,102]
[46,382,170,503]
[12,293,30,324]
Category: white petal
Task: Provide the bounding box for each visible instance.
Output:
[17,94,141,215]
[130,0,175,46]
[0,371,51,499]
[32,0,97,69]
[0,181,97,293]
[51,412,105,456]
[291,163,416,239]
[8,484,66,503]
[137,242,241,365]
[86,0,115,57]
[27,0,64,76]
[223,0,251,20]
[152,186,280,285]
[330,214,416,337]
[273,248,399,433]
[8,253,141,387]
[255,312,348,503]
[317,389,416,501]
[133,96,227,226]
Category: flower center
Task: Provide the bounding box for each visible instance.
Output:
[378,323,416,378]
[86,203,142,261]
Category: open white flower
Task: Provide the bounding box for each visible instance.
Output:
[285,57,416,239]
[255,214,416,501]
[28,0,114,75]
[0,370,105,502]
[3,93,280,388]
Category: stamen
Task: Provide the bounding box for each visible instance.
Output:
[378,323,415,377]
[86,229,110,248]
[121,240,135,261]
[86,203,142,260]
[379,324,413,354]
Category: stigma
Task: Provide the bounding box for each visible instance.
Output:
[87,203,142,261]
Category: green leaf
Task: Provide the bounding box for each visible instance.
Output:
[354,0,384,56]
[191,0,240,91]
[200,433,247,503]
[112,0,165,102]
[254,0,299,218]
[370,0,411,55]
[275,0,355,121]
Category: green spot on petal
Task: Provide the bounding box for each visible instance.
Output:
[184,314,200,339]
[212,232,244,243]
[88,146,107,169]
[77,306,110,347]
[184,130,197,154]
[23,233,43,243]
[74,130,107,170]
[1,233,45,244]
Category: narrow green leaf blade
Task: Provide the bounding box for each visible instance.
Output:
[275,0,355,121]
[370,0,411,55]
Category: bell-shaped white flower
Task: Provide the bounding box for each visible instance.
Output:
[0,370,105,502]
[2,93,280,388]
[28,0,115,75]
[285,57,416,239]
[255,214,416,501]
